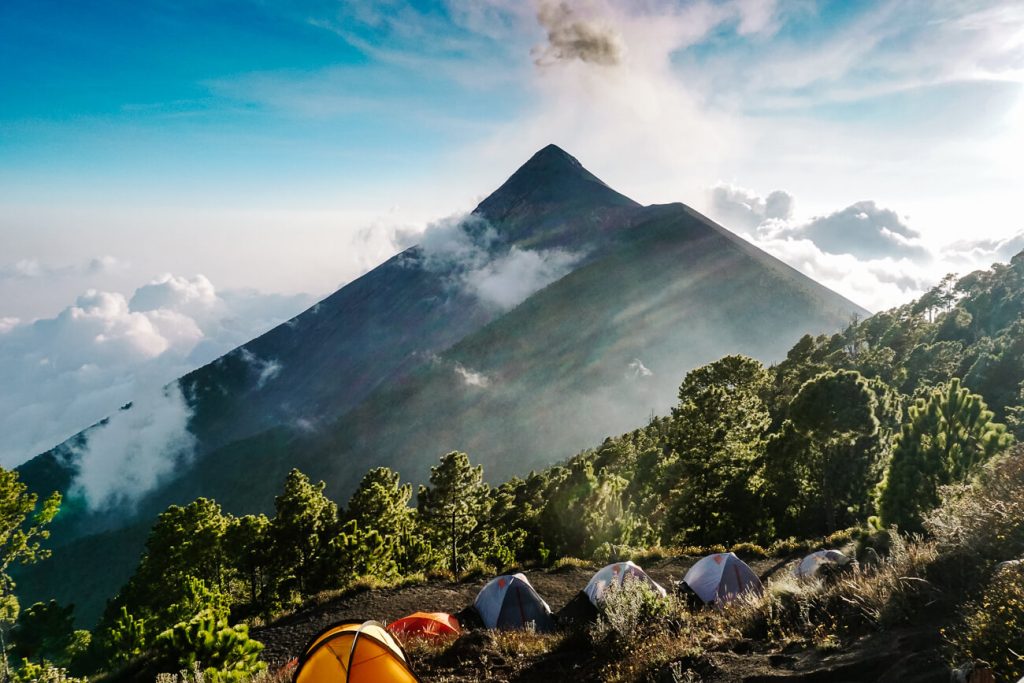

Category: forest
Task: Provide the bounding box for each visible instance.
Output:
[2,252,1023,681]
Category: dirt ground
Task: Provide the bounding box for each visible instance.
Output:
[252,556,950,682]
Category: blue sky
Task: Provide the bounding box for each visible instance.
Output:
[1,0,1023,466]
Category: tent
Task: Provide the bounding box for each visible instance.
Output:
[293,620,420,683]
[584,561,667,607]
[474,573,555,632]
[682,553,763,605]
[387,612,461,642]
[794,549,851,580]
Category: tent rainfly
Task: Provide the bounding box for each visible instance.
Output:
[794,549,852,580]
[293,620,420,683]
[474,573,555,632]
[682,553,763,605]
[584,561,667,607]
[387,612,461,642]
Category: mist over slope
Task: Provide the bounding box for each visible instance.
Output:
[14,145,865,624]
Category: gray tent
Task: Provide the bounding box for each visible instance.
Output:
[474,573,554,632]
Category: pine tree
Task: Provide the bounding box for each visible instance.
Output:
[271,469,338,595]
[223,514,272,607]
[879,379,1012,532]
[665,356,772,545]
[788,370,881,533]
[417,452,490,573]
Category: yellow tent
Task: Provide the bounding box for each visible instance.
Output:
[293,620,421,683]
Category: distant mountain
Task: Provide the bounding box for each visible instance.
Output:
[14,145,866,625]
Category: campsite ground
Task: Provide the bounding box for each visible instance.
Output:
[252,555,950,682]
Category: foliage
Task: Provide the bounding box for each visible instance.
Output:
[271,469,339,596]
[417,451,491,572]
[590,576,673,655]
[8,660,86,683]
[664,356,772,545]
[946,565,1024,680]
[153,609,265,683]
[0,466,61,633]
[100,606,147,666]
[925,446,1024,565]
[10,599,74,665]
[879,379,1012,532]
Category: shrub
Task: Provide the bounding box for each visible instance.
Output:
[591,575,674,653]
[768,537,813,557]
[549,556,592,572]
[824,527,859,547]
[626,546,669,565]
[9,661,86,683]
[946,565,1024,680]
[154,609,266,683]
[729,542,768,559]
[926,448,1024,566]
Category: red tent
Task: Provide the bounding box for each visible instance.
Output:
[387,612,461,642]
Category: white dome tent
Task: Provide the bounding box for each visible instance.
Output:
[584,561,667,607]
[794,549,852,580]
[682,552,763,605]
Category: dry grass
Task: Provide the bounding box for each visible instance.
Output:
[485,629,567,658]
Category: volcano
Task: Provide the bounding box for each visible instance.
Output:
[15,145,867,624]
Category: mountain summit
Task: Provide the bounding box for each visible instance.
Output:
[473,144,638,246]
[16,146,867,625]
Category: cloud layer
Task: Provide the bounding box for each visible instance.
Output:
[0,274,312,471]
[708,182,1022,311]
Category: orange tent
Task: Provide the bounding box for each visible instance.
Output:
[293,620,420,683]
[387,612,461,642]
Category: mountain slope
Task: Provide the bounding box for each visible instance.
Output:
[13,145,866,625]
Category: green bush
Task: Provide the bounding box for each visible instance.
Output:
[9,660,86,683]
[947,565,1024,680]
[154,609,266,682]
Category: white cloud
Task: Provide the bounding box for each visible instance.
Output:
[0,255,125,282]
[707,183,1024,312]
[627,358,653,378]
[464,246,578,309]
[70,384,196,510]
[407,213,580,309]
[239,348,283,390]
[454,362,491,387]
[943,231,1024,266]
[0,275,312,471]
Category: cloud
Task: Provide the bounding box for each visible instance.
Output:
[943,232,1024,266]
[454,362,490,388]
[765,201,929,261]
[711,183,794,233]
[534,1,624,67]
[0,255,125,282]
[70,384,196,510]
[706,184,962,311]
[627,358,653,378]
[0,275,313,472]
[751,234,934,312]
[407,213,580,309]
[464,246,578,308]
[239,348,283,389]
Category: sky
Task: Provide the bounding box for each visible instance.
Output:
[1,0,1023,469]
